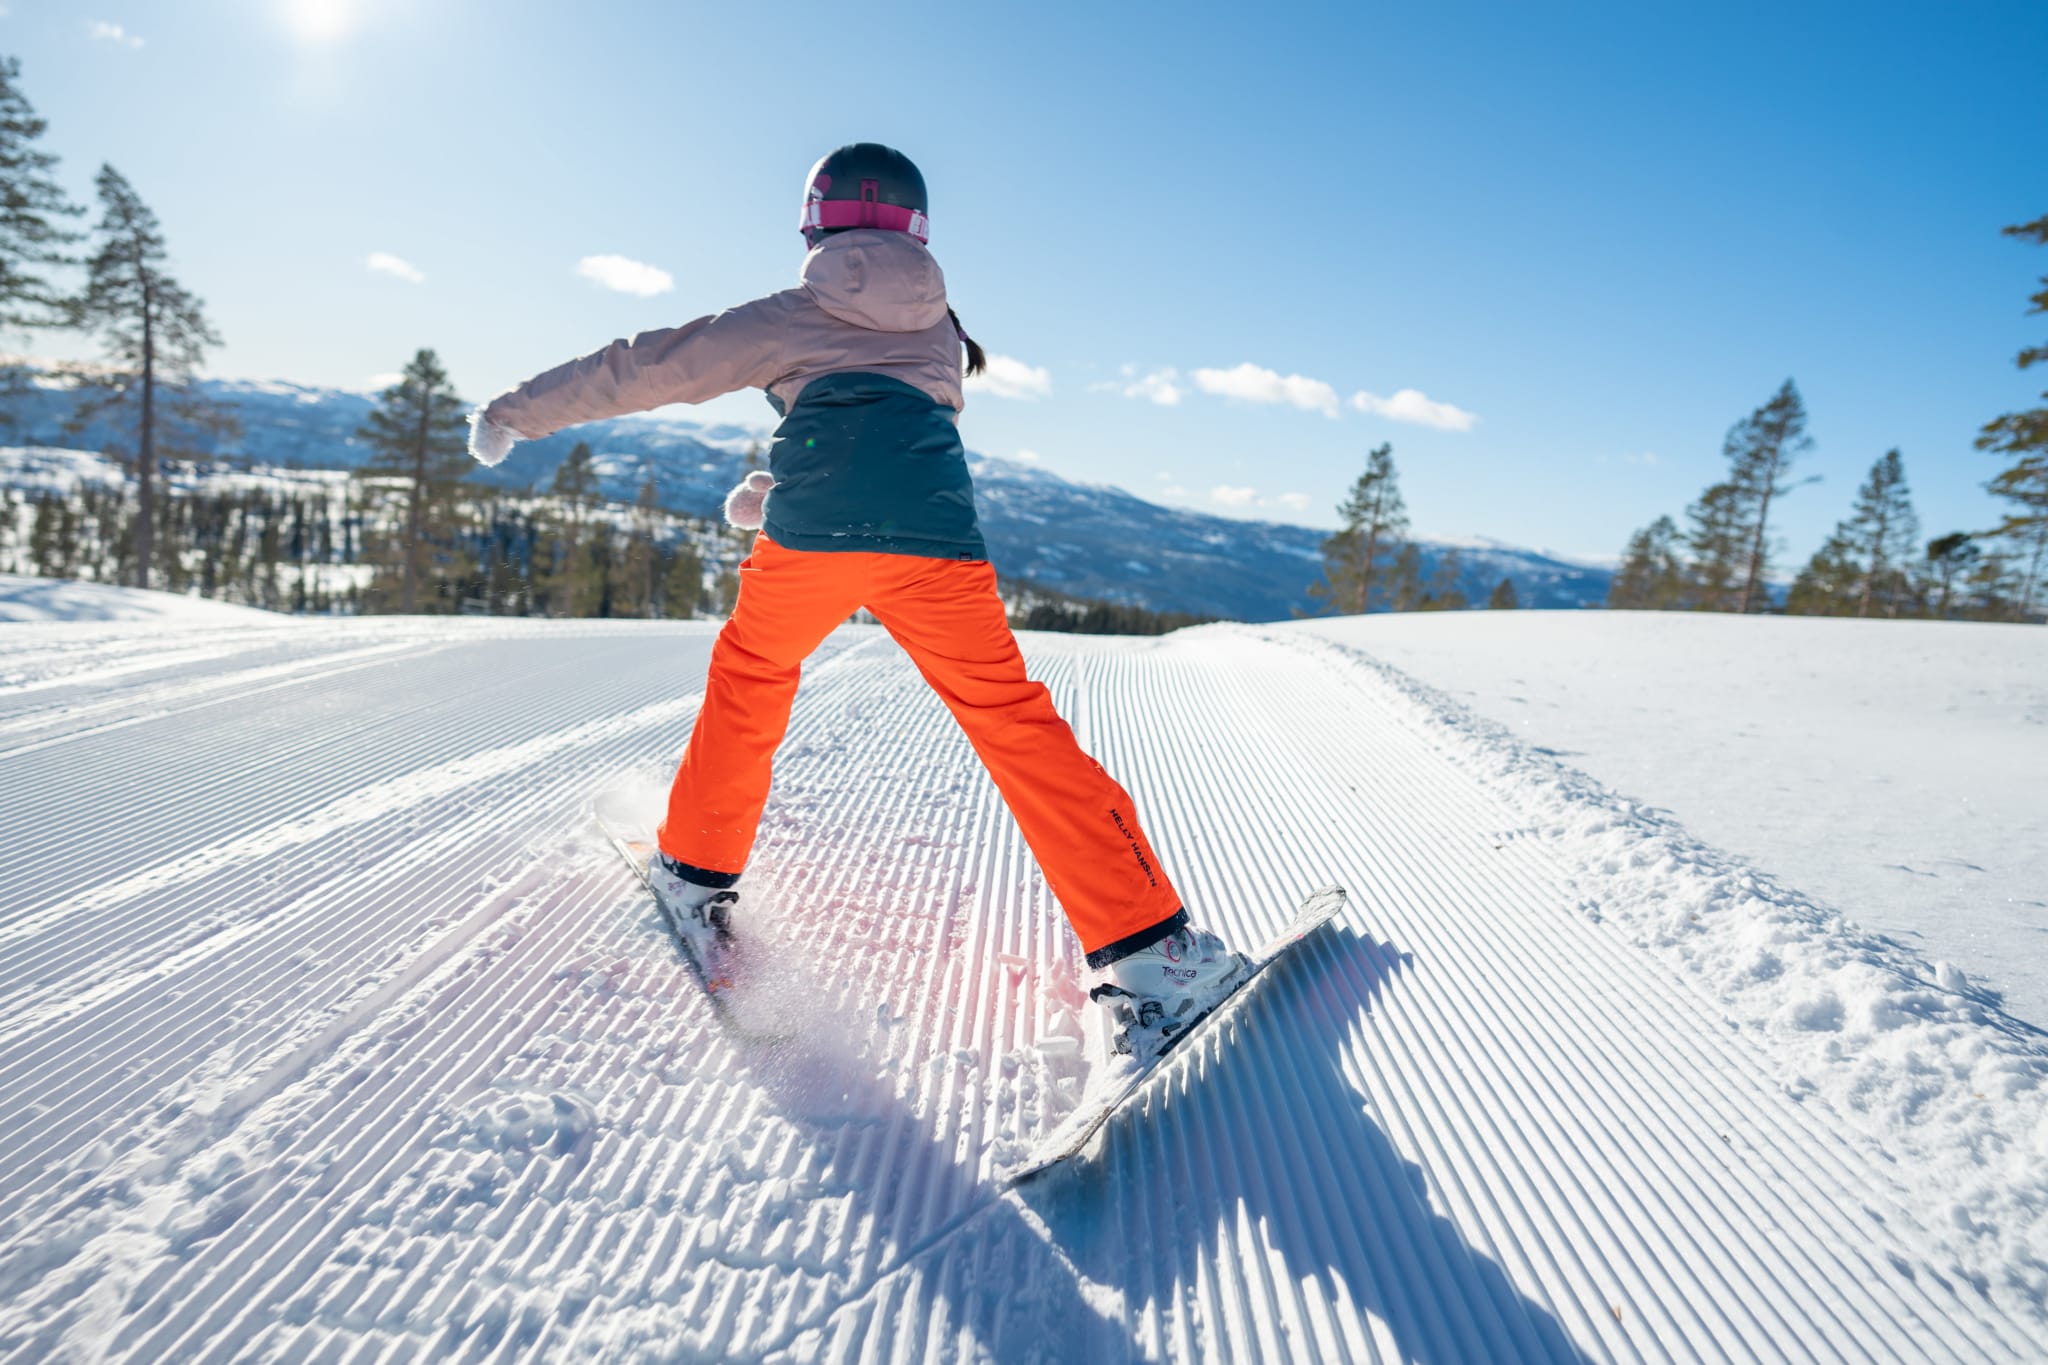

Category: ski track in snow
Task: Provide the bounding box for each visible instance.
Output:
[0,616,2040,1362]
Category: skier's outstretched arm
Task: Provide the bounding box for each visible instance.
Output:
[469,296,789,465]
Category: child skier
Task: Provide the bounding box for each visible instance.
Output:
[469,143,1241,1051]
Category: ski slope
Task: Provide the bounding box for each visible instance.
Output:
[0,612,2042,1362]
[0,573,278,625]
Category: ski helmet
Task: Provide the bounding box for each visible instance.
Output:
[800,143,929,247]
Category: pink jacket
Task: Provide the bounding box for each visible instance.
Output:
[480,231,965,441]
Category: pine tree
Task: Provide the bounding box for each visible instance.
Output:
[28,492,55,574]
[710,566,739,616]
[1683,484,1748,611]
[1787,452,1919,617]
[0,57,83,346]
[70,166,227,589]
[1719,380,1813,614]
[1608,515,1686,609]
[1844,450,1920,617]
[1368,545,1465,612]
[627,476,663,618]
[1385,542,1425,611]
[1418,548,1466,610]
[1310,443,1407,613]
[549,442,598,616]
[1786,529,1860,615]
[664,539,703,619]
[356,349,469,612]
[1975,213,2048,621]
[1925,533,1979,619]
[1963,546,2024,620]
[1488,577,1519,610]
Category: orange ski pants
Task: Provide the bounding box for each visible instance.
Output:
[657,534,1184,960]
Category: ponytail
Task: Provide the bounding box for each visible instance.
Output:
[947,307,987,378]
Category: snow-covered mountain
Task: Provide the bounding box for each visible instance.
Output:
[1,375,1612,619]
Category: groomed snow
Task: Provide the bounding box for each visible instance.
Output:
[1289,611,2048,1027]
[0,573,282,625]
[0,615,2041,1361]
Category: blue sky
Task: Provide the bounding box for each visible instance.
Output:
[9,0,2046,562]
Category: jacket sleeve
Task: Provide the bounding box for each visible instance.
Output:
[481,294,788,439]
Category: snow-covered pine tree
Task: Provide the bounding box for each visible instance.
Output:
[1976,213,2048,621]
[1608,515,1686,609]
[1310,443,1407,614]
[71,166,226,590]
[355,348,469,612]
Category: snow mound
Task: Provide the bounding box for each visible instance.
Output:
[0,574,280,624]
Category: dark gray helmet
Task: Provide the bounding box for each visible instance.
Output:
[800,143,929,247]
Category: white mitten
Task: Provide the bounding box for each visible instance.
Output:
[467,410,524,467]
[723,470,775,530]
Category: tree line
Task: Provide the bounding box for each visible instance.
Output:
[0,54,745,618]
[0,444,741,619]
[1308,442,1521,613]
[1003,579,1218,634]
[1611,220,2046,623]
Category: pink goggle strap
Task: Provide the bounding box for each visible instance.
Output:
[800,189,930,243]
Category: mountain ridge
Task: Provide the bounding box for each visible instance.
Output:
[1,373,1612,619]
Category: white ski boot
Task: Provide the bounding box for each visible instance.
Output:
[646,852,741,991]
[1090,923,1249,1061]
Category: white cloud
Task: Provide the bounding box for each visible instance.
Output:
[1116,366,1183,406]
[1192,362,1341,418]
[1350,387,1479,431]
[1210,485,1258,507]
[89,20,143,47]
[362,372,404,393]
[1274,491,1312,512]
[366,252,425,285]
[1013,449,1042,463]
[576,254,674,297]
[964,353,1052,400]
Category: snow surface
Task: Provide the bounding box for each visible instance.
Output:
[0,573,281,625]
[0,616,2042,1361]
[1290,611,2048,1028]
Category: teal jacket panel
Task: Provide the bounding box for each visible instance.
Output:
[760,371,988,561]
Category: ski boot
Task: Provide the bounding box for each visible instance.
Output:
[647,852,741,991]
[1090,923,1249,1062]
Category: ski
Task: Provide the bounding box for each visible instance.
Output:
[1005,886,1347,1186]
[591,798,788,1046]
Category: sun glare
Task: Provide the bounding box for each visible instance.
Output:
[284,0,352,42]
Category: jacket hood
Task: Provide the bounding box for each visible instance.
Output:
[799,230,949,333]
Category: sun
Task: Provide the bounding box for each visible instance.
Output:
[283,0,352,43]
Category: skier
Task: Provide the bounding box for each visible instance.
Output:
[469,143,1241,1052]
